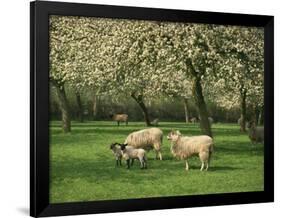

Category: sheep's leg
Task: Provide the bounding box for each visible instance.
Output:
[158,151,162,160]
[116,160,119,167]
[205,162,209,171]
[119,159,122,166]
[200,162,204,171]
[143,156,147,169]
[140,159,144,169]
[185,160,189,171]
[155,152,158,160]
[126,159,130,169]
[139,158,143,169]
[131,159,134,166]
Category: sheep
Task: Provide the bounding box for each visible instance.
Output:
[247,121,264,144]
[119,143,147,169]
[151,118,159,126]
[124,128,163,160]
[190,117,198,123]
[110,114,128,126]
[109,143,123,166]
[167,130,214,171]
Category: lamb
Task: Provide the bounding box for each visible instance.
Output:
[151,118,159,126]
[124,128,163,160]
[119,143,147,169]
[109,143,123,166]
[247,121,264,144]
[110,114,128,126]
[167,130,214,171]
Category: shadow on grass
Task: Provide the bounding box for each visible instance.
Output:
[215,141,264,156]
[208,166,242,171]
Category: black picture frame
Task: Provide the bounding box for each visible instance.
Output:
[30,1,274,217]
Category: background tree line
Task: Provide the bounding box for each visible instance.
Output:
[49,16,264,135]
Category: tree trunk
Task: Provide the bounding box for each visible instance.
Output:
[92,94,97,120]
[75,92,83,122]
[131,93,151,126]
[240,90,247,132]
[52,82,71,133]
[258,105,264,125]
[183,98,190,123]
[192,78,212,137]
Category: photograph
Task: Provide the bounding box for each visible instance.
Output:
[49,15,265,203]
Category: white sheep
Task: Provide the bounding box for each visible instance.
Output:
[110,114,128,126]
[167,130,214,171]
[124,128,163,160]
[119,143,147,169]
[109,143,123,166]
[247,121,264,144]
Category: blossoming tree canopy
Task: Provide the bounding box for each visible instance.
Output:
[49,15,264,135]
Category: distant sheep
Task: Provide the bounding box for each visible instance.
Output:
[109,143,122,166]
[151,118,159,126]
[247,121,264,144]
[119,143,147,169]
[125,128,163,160]
[167,130,214,171]
[110,114,128,126]
[190,117,198,123]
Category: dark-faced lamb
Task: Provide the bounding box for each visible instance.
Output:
[124,128,163,160]
[247,121,264,144]
[110,114,128,126]
[109,143,122,166]
[167,130,214,171]
[119,143,147,169]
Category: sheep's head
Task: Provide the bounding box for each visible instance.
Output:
[167,130,181,141]
[120,143,128,150]
[110,142,119,150]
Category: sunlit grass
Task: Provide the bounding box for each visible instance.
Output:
[50,121,264,203]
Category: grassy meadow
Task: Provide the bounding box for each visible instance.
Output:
[50,121,264,203]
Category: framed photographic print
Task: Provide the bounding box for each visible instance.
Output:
[30,0,274,217]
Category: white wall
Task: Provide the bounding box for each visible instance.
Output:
[0,0,279,217]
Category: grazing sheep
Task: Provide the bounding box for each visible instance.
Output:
[110,114,128,126]
[167,130,214,171]
[247,121,264,144]
[119,143,147,169]
[151,118,159,126]
[190,117,198,123]
[109,143,122,166]
[125,128,163,160]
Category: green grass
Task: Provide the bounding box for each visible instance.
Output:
[50,121,264,203]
